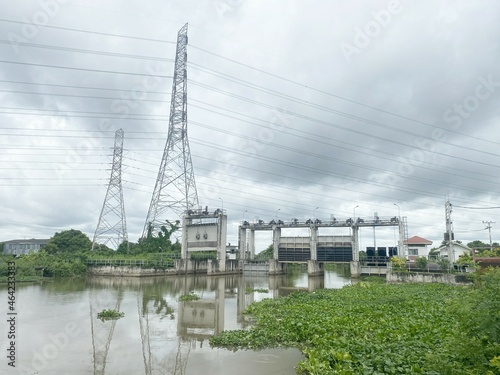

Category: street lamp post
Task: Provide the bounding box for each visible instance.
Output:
[353,205,359,221]
[313,206,319,219]
[218,197,223,211]
[394,203,403,258]
[393,203,401,219]
[275,208,281,220]
[243,209,248,222]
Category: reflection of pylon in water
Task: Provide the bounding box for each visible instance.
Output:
[138,296,153,375]
[174,340,190,375]
[89,288,124,375]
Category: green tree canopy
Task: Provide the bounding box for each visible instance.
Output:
[467,240,488,249]
[137,220,180,254]
[45,229,92,254]
[255,244,273,260]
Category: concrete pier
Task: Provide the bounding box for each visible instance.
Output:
[207,259,240,275]
[307,260,324,276]
[350,261,361,278]
[268,259,287,275]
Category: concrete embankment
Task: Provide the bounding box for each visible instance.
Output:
[386,271,471,285]
[87,259,241,277]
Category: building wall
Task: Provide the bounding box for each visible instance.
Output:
[3,241,47,255]
[439,244,471,260]
[408,244,430,260]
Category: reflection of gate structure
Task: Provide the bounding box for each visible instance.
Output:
[177,277,225,340]
[138,292,187,375]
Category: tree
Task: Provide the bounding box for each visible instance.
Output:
[255,244,274,260]
[116,240,137,254]
[137,220,180,253]
[45,229,92,254]
[467,240,488,249]
[0,242,3,254]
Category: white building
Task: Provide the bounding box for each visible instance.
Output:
[405,236,433,261]
[437,242,472,262]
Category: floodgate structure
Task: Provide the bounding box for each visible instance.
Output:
[177,207,409,277]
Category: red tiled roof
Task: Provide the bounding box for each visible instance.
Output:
[405,235,433,245]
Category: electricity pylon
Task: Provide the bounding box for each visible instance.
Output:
[143,23,198,237]
[92,129,128,250]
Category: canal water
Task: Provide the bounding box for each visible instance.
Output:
[1,266,351,375]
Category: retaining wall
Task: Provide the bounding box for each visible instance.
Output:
[87,265,180,277]
[387,271,471,285]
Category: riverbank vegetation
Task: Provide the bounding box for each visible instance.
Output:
[0,223,185,281]
[210,268,500,375]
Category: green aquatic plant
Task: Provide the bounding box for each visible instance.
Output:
[245,287,269,294]
[178,292,200,301]
[211,275,500,374]
[97,309,124,322]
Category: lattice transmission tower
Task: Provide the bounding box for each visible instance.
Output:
[92,129,128,250]
[142,23,198,237]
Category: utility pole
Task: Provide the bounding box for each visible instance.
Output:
[143,23,198,238]
[445,200,454,263]
[482,220,495,251]
[92,129,128,250]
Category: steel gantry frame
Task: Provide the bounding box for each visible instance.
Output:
[238,216,408,262]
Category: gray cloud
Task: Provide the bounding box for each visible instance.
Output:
[1,0,500,250]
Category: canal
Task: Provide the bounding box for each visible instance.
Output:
[1,266,351,374]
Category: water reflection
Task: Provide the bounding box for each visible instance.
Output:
[4,269,350,374]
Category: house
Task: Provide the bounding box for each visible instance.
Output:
[226,243,239,260]
[437,242,472,262]
[2,239,50,255]
[405,236,433,261]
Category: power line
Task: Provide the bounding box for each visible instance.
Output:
[0,79,170,95]
[188,119,498,196]
[188,99,500,182]
[0,18,176,44]
[454,205,500,209]
[189,79,500,163]
[0,60,173,78]
[0,88,170,103]
[189,44,500,148]
[0,39,172,62]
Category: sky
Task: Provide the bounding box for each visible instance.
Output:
[1,0,500,252]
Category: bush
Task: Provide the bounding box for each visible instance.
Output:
[415,256,428,270]
[390,256,407,271]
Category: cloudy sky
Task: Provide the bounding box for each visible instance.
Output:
[1,0,500,252]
